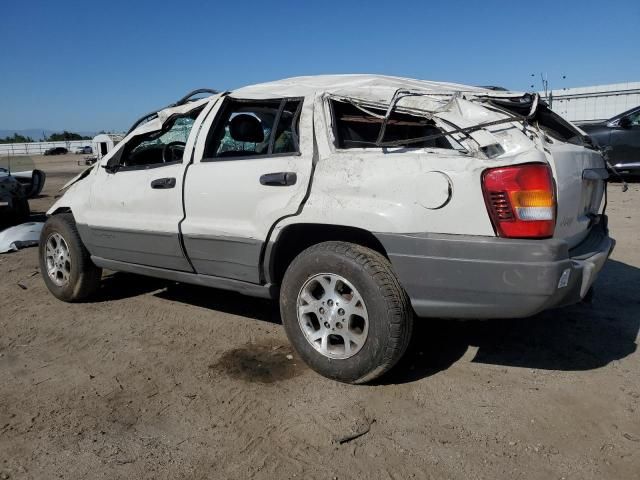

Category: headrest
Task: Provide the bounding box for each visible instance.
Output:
[229,114,264,143]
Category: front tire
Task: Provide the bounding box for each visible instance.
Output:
[39,213,102,302]
[280,241,413,384]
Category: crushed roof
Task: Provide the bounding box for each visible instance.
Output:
[230,74,511,99]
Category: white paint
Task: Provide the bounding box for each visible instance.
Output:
[47,74,605,257]
[182,95,314,243]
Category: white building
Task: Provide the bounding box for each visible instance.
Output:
[92,134,125,160]
[544,81,640,124]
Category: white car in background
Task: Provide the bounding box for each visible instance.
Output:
[39,75,615,383]
[73,146,92,154]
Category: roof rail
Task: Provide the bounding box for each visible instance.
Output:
[126,88,219,135]
[174,88,219,106]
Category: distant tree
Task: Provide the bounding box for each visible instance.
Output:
[46,131,92,141]
[0,132,35,143]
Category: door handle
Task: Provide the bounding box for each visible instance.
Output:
[260,172,297,186]
[151,177,176,189]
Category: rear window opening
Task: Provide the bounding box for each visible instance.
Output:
[329,99,454,150]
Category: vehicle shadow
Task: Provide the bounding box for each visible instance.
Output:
[90,260,639,384]
[155,283,282,325]
[379,259,640,384]
[92,271,171,302]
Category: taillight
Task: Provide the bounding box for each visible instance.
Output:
[482,163,556,238]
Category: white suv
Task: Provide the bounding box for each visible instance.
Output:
[40,75,614,383]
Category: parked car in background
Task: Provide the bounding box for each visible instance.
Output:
[39,76,614,383]
[73,146,93,154]
[579,106,640,176]
[43,147,68,156]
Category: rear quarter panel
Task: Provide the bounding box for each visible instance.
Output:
[279,149,499,235]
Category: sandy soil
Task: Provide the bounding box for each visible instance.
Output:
[1,154,639,480]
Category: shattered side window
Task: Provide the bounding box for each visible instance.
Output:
[489,97,585,145]
[205,98,302,159]
[131,117,195,155]
[330,99,454,150]
[117,107,203,168]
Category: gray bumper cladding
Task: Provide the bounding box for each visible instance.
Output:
[375,219,615,319]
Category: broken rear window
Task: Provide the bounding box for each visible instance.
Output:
[329,99,454,150]
[488,97,585,146]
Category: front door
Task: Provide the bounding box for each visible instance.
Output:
[83,101,215,271]
[181,95,314,283]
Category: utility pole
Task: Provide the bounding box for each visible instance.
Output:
[530,73,566,110]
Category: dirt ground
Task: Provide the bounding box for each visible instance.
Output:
[1,154,638,480]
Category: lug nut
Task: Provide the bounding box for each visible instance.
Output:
[319,307,325,314]
[327,299,334,306]
[338,308,345,316]
[324,322,330,328]
[336,323,343,329]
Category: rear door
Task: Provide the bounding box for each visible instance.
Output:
[181,95,314,283]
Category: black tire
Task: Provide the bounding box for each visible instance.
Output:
[280,241,413,384]
[39,213,102,302]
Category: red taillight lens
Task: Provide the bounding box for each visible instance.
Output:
[482,163,556,238]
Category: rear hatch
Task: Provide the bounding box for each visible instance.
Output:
[546,141,606,247]
[490,97,607,248]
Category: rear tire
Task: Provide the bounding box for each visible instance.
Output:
[280,241,413,384]
[39,213,102,302]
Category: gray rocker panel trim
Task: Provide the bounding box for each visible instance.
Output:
[77,224,192,272]
[91,256,276,299]
[182,234,262,283]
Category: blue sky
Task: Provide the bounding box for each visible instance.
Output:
[1,0,638,132]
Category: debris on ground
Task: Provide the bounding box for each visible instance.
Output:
[0,222,43,253]
[334,418,376,445]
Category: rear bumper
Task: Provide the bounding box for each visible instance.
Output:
[375,217,615,319]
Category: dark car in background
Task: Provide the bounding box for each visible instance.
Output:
[579,106,640,176]
[43,147,68,156]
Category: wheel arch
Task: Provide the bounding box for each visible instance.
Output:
[265,223,388,286]
[49,206,72,216]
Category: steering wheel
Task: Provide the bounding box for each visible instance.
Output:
[162,141,186,163]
